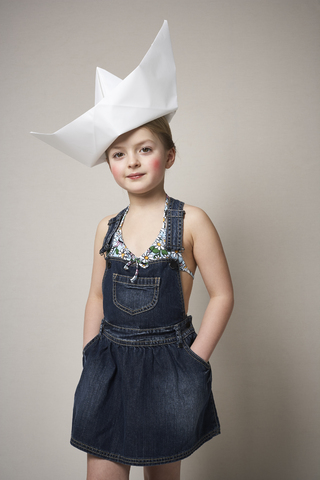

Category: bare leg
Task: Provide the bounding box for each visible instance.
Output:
[143,461,181,480]
[87,454,131,480]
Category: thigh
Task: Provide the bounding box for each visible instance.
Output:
[143,461,181,480]
[87,454,131,480]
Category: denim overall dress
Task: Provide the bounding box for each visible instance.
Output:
[71,197,220,466]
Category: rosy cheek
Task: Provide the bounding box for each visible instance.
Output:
[150,158,162,171]
[110,164,121,180]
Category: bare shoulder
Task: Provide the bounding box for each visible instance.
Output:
[183,204,219,243]
[184,204,212,223]
[97,213,116,233]
[95,213,117,245]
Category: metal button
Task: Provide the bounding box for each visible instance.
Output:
[169,259,179,270]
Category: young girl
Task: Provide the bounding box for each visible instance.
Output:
[70,116,234,480]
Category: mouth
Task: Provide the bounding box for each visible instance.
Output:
[127,173,145,179]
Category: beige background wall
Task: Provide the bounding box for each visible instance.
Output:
[1,1,319,479]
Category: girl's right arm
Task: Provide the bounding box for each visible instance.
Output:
[82,216,113,349]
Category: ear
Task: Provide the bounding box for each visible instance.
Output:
[165,147,176,169]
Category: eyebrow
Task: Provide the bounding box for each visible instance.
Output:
[108,139,156,152]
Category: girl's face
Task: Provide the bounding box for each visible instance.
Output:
[107,127,175,196]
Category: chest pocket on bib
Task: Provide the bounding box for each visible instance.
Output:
[112,274,161,315]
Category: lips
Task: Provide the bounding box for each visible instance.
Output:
[127,173,145,179]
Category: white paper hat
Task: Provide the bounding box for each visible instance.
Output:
[31,21,177,167]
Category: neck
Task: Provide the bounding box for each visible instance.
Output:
[127,186,167,210]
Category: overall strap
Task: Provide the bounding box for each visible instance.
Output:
[165,197,185,252]
[99,207,127,257]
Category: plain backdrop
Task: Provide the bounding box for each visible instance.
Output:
[0,1,319,479]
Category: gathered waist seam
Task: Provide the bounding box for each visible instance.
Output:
[101,316,194,347]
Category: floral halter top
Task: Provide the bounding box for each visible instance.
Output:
[108,196,194,283]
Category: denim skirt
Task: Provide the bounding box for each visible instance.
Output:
[71,316,220,466]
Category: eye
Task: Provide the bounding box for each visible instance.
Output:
[112,152,124,159]
[140,147,152,153]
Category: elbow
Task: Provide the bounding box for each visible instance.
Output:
[226,282,235,314]
[229,294,235,316]
[227,287,235,314]
[86,292,103,308]
[215,291,234,318]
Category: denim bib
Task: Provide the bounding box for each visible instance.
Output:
[100,197,187,328]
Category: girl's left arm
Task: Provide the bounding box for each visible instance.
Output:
[186,207,234,362]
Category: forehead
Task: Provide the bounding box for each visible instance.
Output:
[109,127,159,150]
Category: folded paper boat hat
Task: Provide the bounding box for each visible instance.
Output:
[31,21,177,167]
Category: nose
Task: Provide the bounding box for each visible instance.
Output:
[127,152,141,168]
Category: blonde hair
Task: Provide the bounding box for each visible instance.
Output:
[105,116,175,162]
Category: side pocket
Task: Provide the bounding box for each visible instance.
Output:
[82,334,100,367]
[183,333,211,370]
[83,334,100,354]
